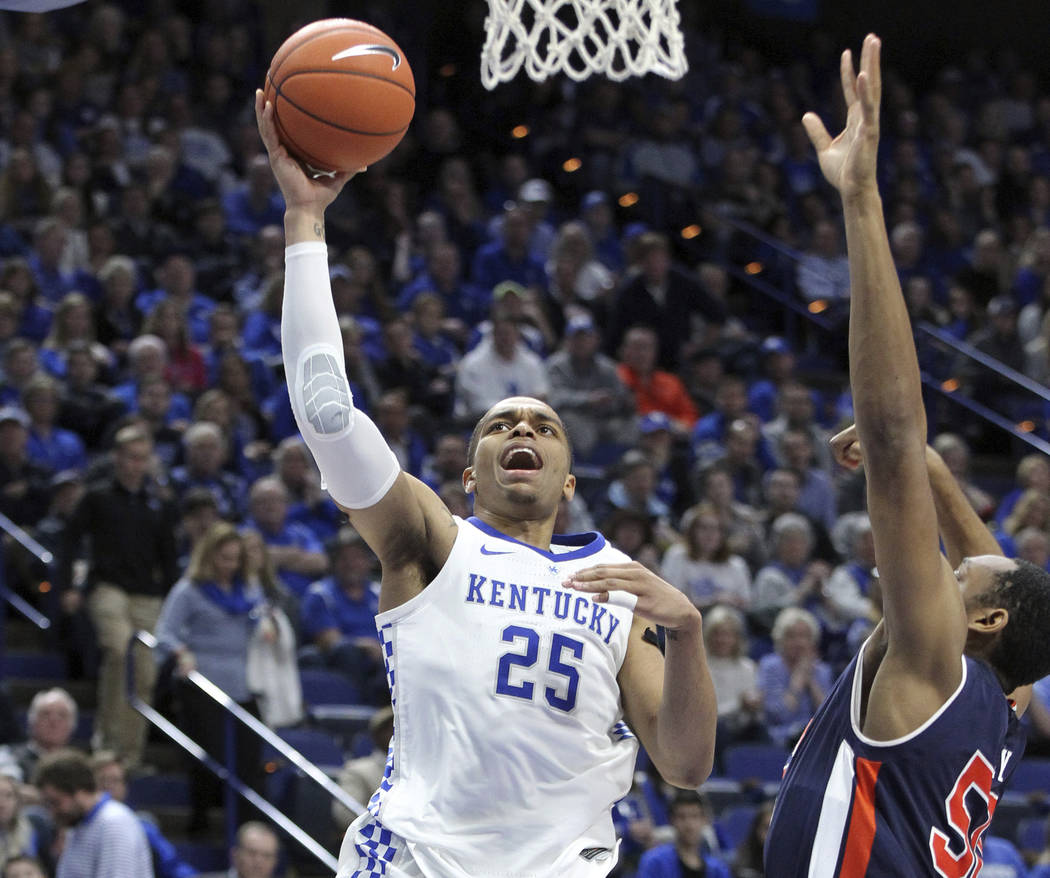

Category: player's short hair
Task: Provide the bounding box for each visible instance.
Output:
[974,558,1050,691]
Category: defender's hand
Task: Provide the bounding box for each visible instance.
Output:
[564,562,701,634]
[801,34,881,200]
[830,424,864,469]
[254,89,359,212]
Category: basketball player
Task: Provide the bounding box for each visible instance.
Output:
[254,91,718,878]
[763,36,1050,876]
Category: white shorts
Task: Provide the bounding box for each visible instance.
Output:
[336,812,424,878]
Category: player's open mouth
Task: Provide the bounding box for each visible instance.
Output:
[500,444,543,472]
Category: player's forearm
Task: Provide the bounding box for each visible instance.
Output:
[843,188,926,448]
[925,445,1002,565]
[285,206,327,246]
[654,620,717,788]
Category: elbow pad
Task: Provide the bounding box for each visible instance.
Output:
[283,242,400,509]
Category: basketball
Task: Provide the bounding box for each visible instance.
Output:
[263,19,415,175]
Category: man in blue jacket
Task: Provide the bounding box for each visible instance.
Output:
[637,791,732,878]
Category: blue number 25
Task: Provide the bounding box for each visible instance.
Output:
[495,625,584,713]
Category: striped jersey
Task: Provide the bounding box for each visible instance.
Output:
[339,515,639,878]
[764,640,1025,878]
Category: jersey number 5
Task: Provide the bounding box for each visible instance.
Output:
[495,625,584,712]
[928,750,997,878]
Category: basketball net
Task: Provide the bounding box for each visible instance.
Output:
[481,0,688,89]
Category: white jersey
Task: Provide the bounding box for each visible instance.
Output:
[337,515,639,878]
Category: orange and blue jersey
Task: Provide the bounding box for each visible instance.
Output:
[764,641,1025,877]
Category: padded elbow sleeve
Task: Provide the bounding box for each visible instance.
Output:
[283,243,400,509]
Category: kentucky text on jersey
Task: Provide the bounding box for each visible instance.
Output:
[464,573,623,644]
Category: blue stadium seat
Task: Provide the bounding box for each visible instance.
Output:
[722,744,789,785]
[1006,758,1050,795]
[275,726,346,768]
[715,804,758,851]
[126,773,191,810]
[4,652,66,680]
[1017,816,1048,853]
[299,668,362,708]
[173,841,228,873]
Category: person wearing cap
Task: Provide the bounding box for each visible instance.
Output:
[579,191,624,274]
[605,232,726,369]
[961,294,1026,411]
[0,405,53,528]
[470,202,546,298]
[546,313,634,458]
[747,337,797,424]
[332,706,395,829]
[637,412,693,517]
[514,177,557,262]
[453,303,550,423]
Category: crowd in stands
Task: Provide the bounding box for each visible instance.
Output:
[1,1,1050,875]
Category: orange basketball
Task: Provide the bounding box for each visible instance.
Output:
[263,19,415,174]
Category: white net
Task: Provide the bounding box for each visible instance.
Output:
[481,0,687,89]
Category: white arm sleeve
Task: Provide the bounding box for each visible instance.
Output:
[282,242,400,509]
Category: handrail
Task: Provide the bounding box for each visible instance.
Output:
[0,510,53,565]
[0,586,50,630]
[916,322,1050,403]
[127,630,367,872]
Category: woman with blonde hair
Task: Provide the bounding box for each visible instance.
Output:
[702,605,764,762]
[661,502,752,611]
[40,291,113,379]
[0,773,39,865]
[154,522,270,832]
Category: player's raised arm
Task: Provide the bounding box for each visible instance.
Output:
[256,91,456,607]
[803,38,965,710]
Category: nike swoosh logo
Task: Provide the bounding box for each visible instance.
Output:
[480,545,513,556]
[331,44,402,70]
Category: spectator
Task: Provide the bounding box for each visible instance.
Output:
[398,240,485,329]
[606,232,726,369]
[419,432,469,493]
[702,606,764,758]
[470,202,546,295]
[169,421,246,522]
[694,461,766,571]
[823,514,880,653]
[371,389,428,479]
[244,476,327,599]
[931,432,996,520]
[795,219,850,306]
[661,503,751,611]
[776,428,836,531]
[637,411,693,516]
[1016,526,1050,571]
[752,513,832,630]
[691,375,758,464]
[762,381,831,474]
[272,437,341,542]
[0,772,42,863]
[595,449,673,545]
[995,453,1050,525]
[0,405,53,528]
[134,253,215,346]
[36,749,153,878]
[154,523,269,833]
[0,688,77,786]
[616,325,698,432]
[636,790,731,878]
[758,607,831,749]
[758,467,838,563]
[56,342,126,450]
[2,857,47,878]
[331,706,394,829]
[199,821,280,878]
[701,418,767,509]
[962,295,1027,410]
[453,306,549,422]
[111,334,192,423]
[545,313,635,458]
[94,255,141,358]
[57,425,177,768]
[141,299,207,396]
[543,220,615,322]
[747,337,797,424]
[0,339,42,408]
[222,154,284,238]
[730,800,775,878]
[299,527,386,705]
[1001,488,1050,550]
[22,373,87,472]
[40,291,112,381]
[90,752,197,878]
[579,190,623,273]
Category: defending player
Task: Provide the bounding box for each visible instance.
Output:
[763,36,1050,876]
[253,90,718,878]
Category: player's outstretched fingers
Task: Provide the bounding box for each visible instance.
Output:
[801,112,831,153]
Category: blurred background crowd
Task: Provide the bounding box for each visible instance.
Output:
[1,0,1050,876]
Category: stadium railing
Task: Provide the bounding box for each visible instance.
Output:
[0,511,54,677]
[718,214,1050,455]
[125,629,366,871]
